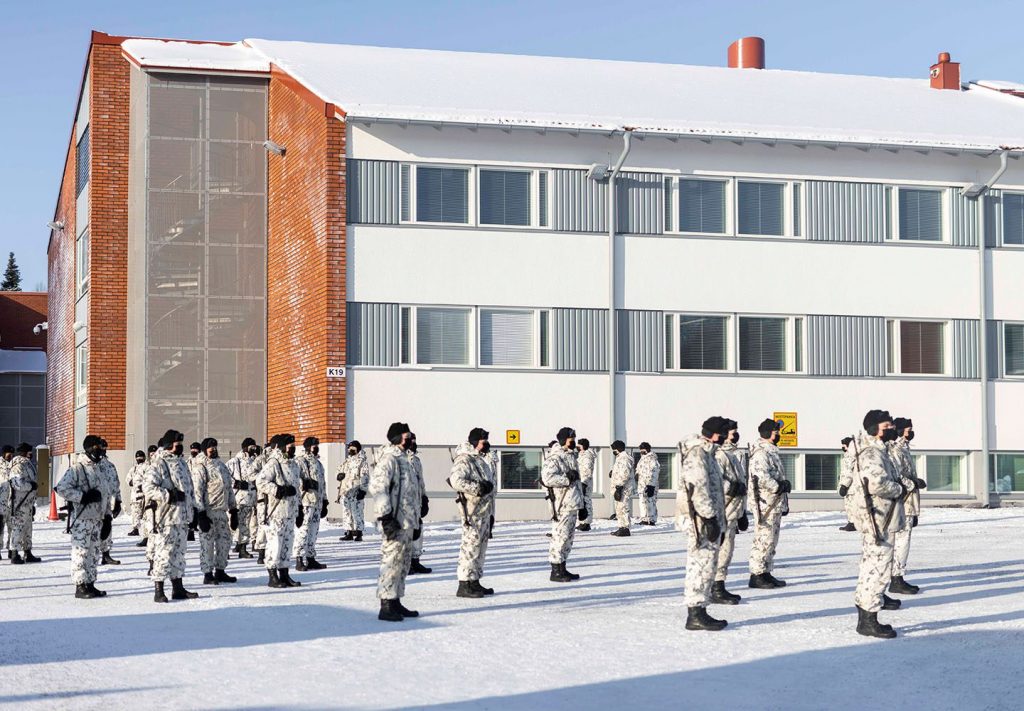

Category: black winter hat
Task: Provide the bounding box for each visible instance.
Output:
[840,437,853,448]
[83,434,103,450]
[0,444,13,455]
[579,438,590,449]
[387,422,410,444]
[758,418,781,439]
[147,445,158,454]
[189,442,201,452]
[303,436,319,449]
[468,427,489,445]
[892,417,913,432]
[159,430,183,448]
[862,410,892,435]
[611,439,626,452]
[348,440,362,451]
[241,437,256,450]
[201,437,218,451]
[16,443,32,454]
[135,450,146,459]
[701,416,726,438]
[724,419,738,431]
[639,441,652,452]
[556,427,576,445]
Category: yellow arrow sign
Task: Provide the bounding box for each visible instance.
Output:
[506,430,521,445]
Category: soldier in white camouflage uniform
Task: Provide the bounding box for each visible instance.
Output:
[636,442,661,526]
[713,419,749,605]
[371,422,422,621]
[838,437,857,531]
[294,436,328,571]
[576,439,596,531]
[126,450,148,537]
[0,446,10,561]
[192,437,239,585]
[143,430,200,603]
[887,417,926,595]
[747,418,791,589]
[227,438,258,559]
[8,443,41,564]
[407,434,432,575]
[848,410,908,638]
[257,434,303,589]
[337,441,370,542]
[609,440,634,537]
[138,446,158,561]
[449,428,496,598]
[253,443,270,563]
[55,435,119,598]
[97,439,123,566]
[542,427,584,582]
[677,417,728,631]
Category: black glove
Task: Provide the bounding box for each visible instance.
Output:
[489,514,495,535]
[235,480,250,491]
[578,508,587,521]
[911,515,919,528]
[296,509,305,528]
[644,485,656,498]
[413,527,422,541]
[356,488,367,501]
[321,500,329,518]
[337,472,346,482]
[302,478,319,492]
[915,477,928,490]
[169,489,187,504]
[897,482,908,498]
[566,469,580,484]
[197,511,212,534]
[379,513,400,540]
[729,481,747,497]
[112,500,122,518]
[737,513,749,532]
[839,484,849,497]
[421,494,429,517]
[479,480,495,497]
[229,508,239,531]
[703,516,721,543]
[779,480,792,494]
[276,484,296,498]
[81,488,102,505]
[613,486,624,502]
[100,514,112,541]
[30,481,38,491]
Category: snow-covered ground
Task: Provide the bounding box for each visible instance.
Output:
[1,508,1022,710]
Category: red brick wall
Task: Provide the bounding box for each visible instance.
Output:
[266,75,347,442]
[47,138,77,457]
[0,292,48,351]
[86,42,130,449]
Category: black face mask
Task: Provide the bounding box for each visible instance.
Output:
[247,448,257,457]
[480,441,491,454]
[172,443,184,457]
[729,432,740,444]
[906,431,915,442]
[286,445,296,459]
[87,447,103,463]
[408,441,418,454]
[770,433,780,445]
[135,457,145,464]
[881,429,898,443]
[209,449,219,459]
[311,445,319,457]
[348,448,357,457]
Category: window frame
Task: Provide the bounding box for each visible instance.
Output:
[75,342,89,408]
[475,166,551,230]
[496,447,546,492]
[76,229,90,299]
[990,452,1024,494]
[890,186,949,244]
[885,318,950,376]
[734,178,797,239]
[400,163,476,227]
[1001,191,1024,247]
[1003,321,1024,378]
[399,304,475,368]
[476,306,552,370]
[664,312,733,373]
[801,451,842,492]
[670,176,733,237]
[915,452,968,494]
[735,313,802,374]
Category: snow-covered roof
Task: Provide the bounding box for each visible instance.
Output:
[122,39,270,73]
[121,38,1024,153]
[0,349,46,374]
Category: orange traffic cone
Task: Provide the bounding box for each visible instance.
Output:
[48,490,59,521]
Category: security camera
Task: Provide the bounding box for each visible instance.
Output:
[47,221,65,231]
[263,140,286,157]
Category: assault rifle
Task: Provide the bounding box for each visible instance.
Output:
[447,447,470,527]
[676,442,702,543]
[851,435,882,545]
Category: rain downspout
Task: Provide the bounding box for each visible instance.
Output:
[608,130,633,445]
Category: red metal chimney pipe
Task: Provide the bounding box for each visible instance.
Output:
[728,37,765,69]
[930,51,961,90]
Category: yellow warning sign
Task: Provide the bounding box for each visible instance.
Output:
[773,412,798,448]
[506,430,521,445]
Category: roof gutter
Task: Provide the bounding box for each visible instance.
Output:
[607,130,632,445]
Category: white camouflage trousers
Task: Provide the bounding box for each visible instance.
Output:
[715,522,739,582]
[199,511,232,572]
[254,500,268,551]
[640,490,658,523]
[855,531,895,613]
[892,527,912,577]
[457,514,492,581]
[684,535,721,607]
[749,509,782,575]
[341,491,365,532]
[151,524,188,581]
[100,518,114,553]
[0,509,8,550]
[614,496,633,529]
[10,506,33,551]
[233,504,255,547]
[130,500,144,530]
[548,511,577,564]
[70,518,102,585]
[293,505,321,558]
[580,483,593,526]
[378,533,413,599]
[265,517,296,570]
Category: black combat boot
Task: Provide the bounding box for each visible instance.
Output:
[396,599,419,617]
[257,549,266,564]
[409,558,431,575]
[214,568,237,584]
[87,583,107,598]
[577,523,591,532]
[154,581,168,603]
[171,578,199,600]
[101,551,120,565]
[353,530,363,542]
[550,562,573,583]
[128,527,139,536]
[75,583,99,599]
[560,563,580,581]
[457,580,485,598]
[24,550,41,563]
[748,573,775,589]
[279,568,301,587]
[839,522,856,532]
[267,568,285,588]
[882,594,902,610]
[685,606,728,631]
[305,556,327,570]
[710,581,742,605]
[889,576,920,595]
[203,572,219,585]
[295,556,308,572]
[10,552,24,565]
[610,527,631,537]
[340,530,355,542]
[136,537,148,548]
[856,606,896,639]
[378,599,403,622]
[765,573,787,588]
[237,544,253,559]
[470,580,494,596]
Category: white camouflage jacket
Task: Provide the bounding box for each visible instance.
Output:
[676,435,726,533]
[848,433,907,535]
[99,457,122,513]
[610,451,636,495]
[888,438,921,517]
[541,444,583,513]
[0,460,10,515]
[298,453,327,508]
[337,451,371,497]
[449,442,496,519]
[127,463,148,504]
[227,452,258,508]
[636,452,661,490]
[8,455,38,513]
[716,443,747,523]
[55,454,118,524]
[257,450,302,523]
[370,444,422,533]
[191,453,236,513]
[748,439,788,522]
[143,449,197,526]
[577,449,597,486]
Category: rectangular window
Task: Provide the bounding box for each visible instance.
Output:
[737,181,784,236]
[415,307,469,365]
[897,188,943,241]
[663,177,674,232]
[538,171,549,228]
[539,310,550,367]
[793,183,802,237]
[76,230,90,298]
[679,179,726,234]
[925,455,962,492]
[500,450,542,490]
[664,314,674,370]
[657,451,673,489]
[400,164,411,222]
[794,317,803,373]
[400,307,411,365]
[480,309,534,367]
[1004,193,1024,246]
[805,453,840,491]
[75,342,88,408]
[479,169,530,226]
[1004,323,1024,376]
[779,453,797,485]
[678,315,728,370]
[76,126,90,197]
[416,166,469,224]
[739,316,787,372]
[992,453,1024,493]
[888,320,945,375]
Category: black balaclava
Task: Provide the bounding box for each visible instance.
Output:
[241,437,257,457]
[135,449,146,464]
[348,440,361,457]
[304,436,320,457]
[1,445,13,462]
[840,437,853,451]
[190,442,201,459]
[408,433,418,454]
[83,434,104,463]
[639,441,651,454]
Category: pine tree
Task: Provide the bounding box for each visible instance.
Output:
[1,252,22,291]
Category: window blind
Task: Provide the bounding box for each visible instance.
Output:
[738,181,784,236]
[679,316,727,370]
[416,167,469,223]
[805,454,839,490]
[899,320,944,374]
[679,179,726,234]
[1003,193,1024,246]
[416,307,469,365]
[479,170,530,226]
[898,189,943,241]
[76,127,90,197]
[1004,324,1024,376]
[739,316,786,371]
[480,309,534,367]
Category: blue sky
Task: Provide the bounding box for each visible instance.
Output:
[1,0,1021,290]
